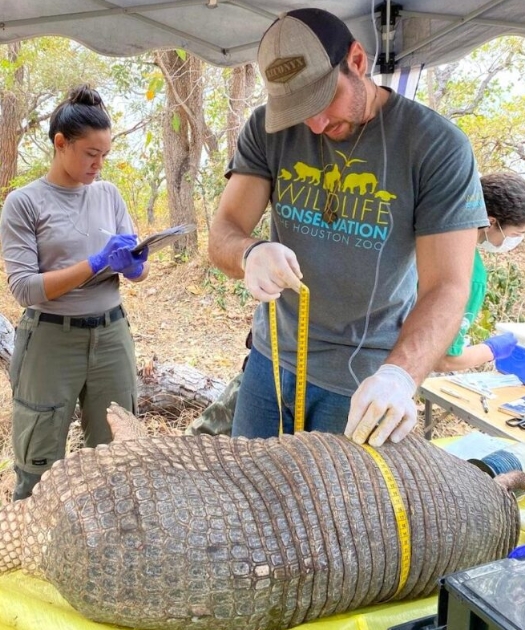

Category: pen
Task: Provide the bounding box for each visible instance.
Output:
[99,227,114,236]
[480,395,489,413]
[439,387,469,402]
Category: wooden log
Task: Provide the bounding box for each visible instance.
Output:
[0,313,14,374]
[136,360,227,415]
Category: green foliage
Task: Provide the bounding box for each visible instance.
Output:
[8,163,48,191]
[203,267,251,309]
[146,74,165,100]
[469,258,525,344]
[416,36,525,174]
[203,267,228,310]
[101,159,151,226]
[173,248,191,264]
[232,281,251,307]
[170,113,181,133]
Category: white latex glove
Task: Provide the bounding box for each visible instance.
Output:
[243,241,303,301]
[345,364,417,447]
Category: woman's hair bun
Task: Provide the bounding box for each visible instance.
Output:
[68,84,104,109]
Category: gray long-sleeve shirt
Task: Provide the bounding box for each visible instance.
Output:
[0,177,134,316]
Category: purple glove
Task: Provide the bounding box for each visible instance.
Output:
[88,234,137,274]
[108,245,149,280]
[483,332,518,361]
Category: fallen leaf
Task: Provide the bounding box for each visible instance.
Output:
[186,284,202,295]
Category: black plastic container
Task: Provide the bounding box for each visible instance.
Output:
[436,557,525,630]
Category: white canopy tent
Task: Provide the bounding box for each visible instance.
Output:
[1,0,524,72]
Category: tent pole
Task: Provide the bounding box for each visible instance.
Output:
[378,1,402,74]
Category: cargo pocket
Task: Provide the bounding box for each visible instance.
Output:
[12,398,68,473]
[9,319,34,393]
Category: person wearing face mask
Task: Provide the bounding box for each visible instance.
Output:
[435,172,525,372]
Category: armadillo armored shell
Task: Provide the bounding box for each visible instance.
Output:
[0,432,520,629]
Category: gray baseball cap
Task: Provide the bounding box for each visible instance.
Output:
[257,8,355,133]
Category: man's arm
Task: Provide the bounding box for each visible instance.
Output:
[346,228,478,446]
[209,173,272,278]
[209,173,302,299]
[387,228,478,384]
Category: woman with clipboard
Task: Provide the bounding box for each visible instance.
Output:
[0,85,150,501]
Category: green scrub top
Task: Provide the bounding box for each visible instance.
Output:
[447,249,487,356]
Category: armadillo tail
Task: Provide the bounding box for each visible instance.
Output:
[107,402,147,441]
[0,500,24,572]
[495,470,525,493]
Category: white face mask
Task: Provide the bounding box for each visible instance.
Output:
[478,223,525,253]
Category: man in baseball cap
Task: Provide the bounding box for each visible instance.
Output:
[208,8,487,446]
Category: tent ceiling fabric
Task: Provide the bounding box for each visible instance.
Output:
[1,0,524,69]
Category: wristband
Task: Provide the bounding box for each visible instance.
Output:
[241,240,269,272]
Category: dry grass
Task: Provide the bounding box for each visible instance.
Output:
[0,375,15,504]
[0,225,477,502]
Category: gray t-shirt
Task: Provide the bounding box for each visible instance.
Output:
[229,90,488,395]
[0,177,134,315]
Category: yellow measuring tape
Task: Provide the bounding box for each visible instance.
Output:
[361,444,411,596]
[269,282,310,434]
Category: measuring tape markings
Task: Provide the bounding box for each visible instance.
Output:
[294,284,310,432]
[269,299,284,434]
[269,283,310,434]
[361,444,411,596]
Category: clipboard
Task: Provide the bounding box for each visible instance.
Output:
[81,223,196,287]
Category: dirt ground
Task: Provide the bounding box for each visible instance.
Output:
[0,234,474,501]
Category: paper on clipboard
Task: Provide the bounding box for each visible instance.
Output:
[131,223,196,255]
[445,371,522,399]
[81,223,196,287]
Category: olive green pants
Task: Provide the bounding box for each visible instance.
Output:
[10,309,137,500]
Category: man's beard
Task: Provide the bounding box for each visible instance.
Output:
[323,72,368,142]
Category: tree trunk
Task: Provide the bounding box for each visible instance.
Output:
[226,64,256,162]
[155,51,206,255]
[0,43,24,202]
[146,171,164,225]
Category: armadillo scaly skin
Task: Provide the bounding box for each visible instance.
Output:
[0,432,520,629]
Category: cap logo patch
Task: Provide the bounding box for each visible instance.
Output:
[265,56,306,83]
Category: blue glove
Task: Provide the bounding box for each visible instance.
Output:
[509,544,525,560]
[483,332,518,361]
[108,246,148,280]
[88,234,137,274]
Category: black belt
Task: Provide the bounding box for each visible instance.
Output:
[25,305,125,329]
